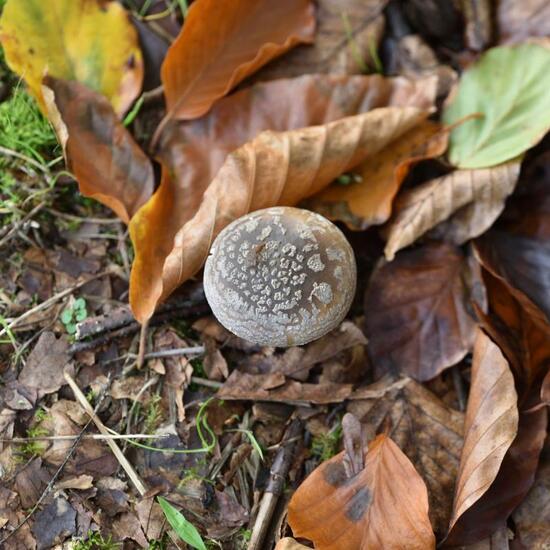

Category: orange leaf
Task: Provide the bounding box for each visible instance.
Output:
[287,434,435,550]
[43,77,154,224]
[130,107,428,323]
[160,0,315,123]
[307,120,448,230]
[447,330,518,534]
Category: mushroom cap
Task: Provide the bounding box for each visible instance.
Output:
[203,207,357,347]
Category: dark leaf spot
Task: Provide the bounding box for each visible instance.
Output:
[346,487,372,523]
[323,461,348,487]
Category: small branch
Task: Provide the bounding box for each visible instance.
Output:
[64,371,147,496]
[136,319,150,369]
[248,419,302,550]
[0,201,46,246]
[3,433,169,443]
[0,145,51,175]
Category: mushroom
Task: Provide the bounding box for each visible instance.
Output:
[203,207,357,347]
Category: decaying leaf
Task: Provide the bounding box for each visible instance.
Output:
[443,44,550,168]
[384,162,520,260]
[31,497,76,549]
[448,330,519,534]
[275,538,312,550]
[348,377,464,536]
[0,0,143,116]
[218,370,353,405]
[497,0,550,44]
[130,106,428,322]
[308,120,448,230]
[364,242,483,381]
[288,433,435,550]
[43,77,154,223]
[253,0,387,79]
[160,0,315,123]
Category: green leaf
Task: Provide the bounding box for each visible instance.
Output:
[443,44,550,168]
[60,309,73,324]
[75,309,87,322]
[73,298,86,310]
[157,497,206,550]
[66,322,76,335]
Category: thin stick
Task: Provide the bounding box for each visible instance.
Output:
[136,319,150,369]
[0,271,112,338]
[64,371,147,495]
[134,346,205,359]
[0,145,51,175]
[0,202,46,246]
[248,419,302,550]
[3,433,169,443]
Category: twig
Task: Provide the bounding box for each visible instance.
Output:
[0,271,113,338]
[64,371,147,495]
[452,366,467,411]
[136,346,205,359]
[191,376,223,389]
[0,375,111,546]
[0,145,51,175]
[0,201,46,246]
[3,433,169,443]
[136,319,150,369]
[248,419,302,550]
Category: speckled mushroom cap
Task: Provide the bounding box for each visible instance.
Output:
[203,207,356,347]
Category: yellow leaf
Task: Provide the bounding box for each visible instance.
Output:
[0,0,143,116]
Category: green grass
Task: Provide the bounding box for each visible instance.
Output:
[310,421,343,462]
[70,531,121,550]
[0,87,58,164]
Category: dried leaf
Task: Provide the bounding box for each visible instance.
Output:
[384,162,520,260]
[31,497,76,550]
[348,378,464,536]
[275,538,312,550]
[443,44,550,168]
[448,330,518,534]
[43,77,154,223]
[364,242,483,381]
[160,0,315,122]
[288,434,435,550]
[308,120,448,230]
[497,0,550,44]
[130,107,428,322]
[512,461,550,548]
[218,370,353,405]
[18,332,71,397]
[253,0,386,79]
[0,0,143,116]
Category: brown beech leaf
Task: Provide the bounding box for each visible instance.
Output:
[384,162,520,260]
[43,77,154,224]
[158,74,437,225]
[364,242,484,381]
[448,330,518,535]
[217,370,353,405]
[348,377,464,537]
[287,433,436,550]
[307,120,448,230]
[443,271,549,546]
[253,0,387,80]
[275,538,312,550]
[130,106,428,322]
[473,149,550,323]
[497,0,550,44]
[160,0,315,123]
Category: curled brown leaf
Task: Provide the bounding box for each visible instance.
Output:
[130,106,428,322]
[384,162,520,260]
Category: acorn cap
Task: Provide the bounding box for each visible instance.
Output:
[203,207,357,347]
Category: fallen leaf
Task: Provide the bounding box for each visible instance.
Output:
[541,371,550,407]
[348,377,464,536]
[130,106,428,322]
[473,150,550,323]
[275,538,312,550]
[15,458,50,509]
[443,44,550,168]
[18,332,72,397]
[31,497,76,550]
[461,0,493,51]
[364,242,483,381]
[0,0,143,116]
[160,0,315,123]
[384,162,520,260]
[497,0,550,44]
[287,433,435,549]
[512,461,550,548]
[307,120,448,230]
[253,0,386,79]
[136,497,165,541]
[448,330,519,534]
[112,512,149,548]
[55,475,94,491]
[43,77,154,223]
[443,271,549,545]
[218,370,353,405]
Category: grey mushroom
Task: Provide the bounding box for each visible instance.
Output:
[203,206,357,347]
